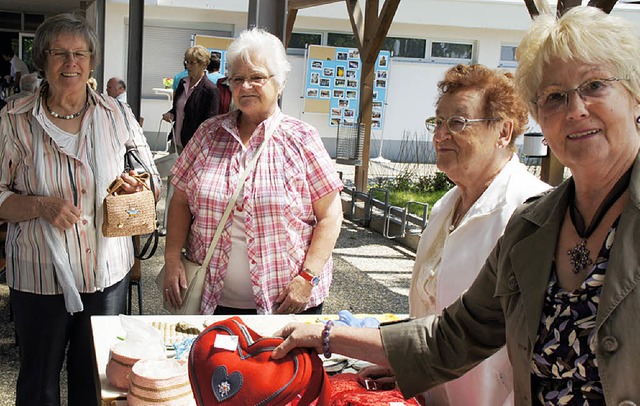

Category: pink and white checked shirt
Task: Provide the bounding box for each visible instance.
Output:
[172,109,343,314]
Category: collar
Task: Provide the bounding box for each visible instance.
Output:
[220,107,283,147]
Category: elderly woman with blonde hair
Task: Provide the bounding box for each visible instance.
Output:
[273,5,640,404]
[162,28,343,315]
[162,44,219,152]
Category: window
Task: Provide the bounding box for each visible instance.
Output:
[382,37,426,59]
[499,44,518,68]
[429,41,474,64]
[289,32,322,49]
[0,12,21,30]
[288,32,322,55]
[327,33,358,48]
[24,14,45,31]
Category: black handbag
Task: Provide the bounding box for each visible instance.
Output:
[124,146,159,260]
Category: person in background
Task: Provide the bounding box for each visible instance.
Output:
[171,65,188,93]
[162,45,219,153]
[162,28,343,315]
[106,76,127,103]
[207,55,224,85]
[1,48,29,92]
[273,5,640,404]
[3,72,39,103]
[358,64,550,405]
[0,13,160,406]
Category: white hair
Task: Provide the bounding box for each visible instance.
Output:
[226,28,291,91]
[20,73,40,93]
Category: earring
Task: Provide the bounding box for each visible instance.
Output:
[497,144,504,149]
[542,138,549,146]
[636,116,640,124]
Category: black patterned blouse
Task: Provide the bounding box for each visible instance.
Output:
[531,218,620,405]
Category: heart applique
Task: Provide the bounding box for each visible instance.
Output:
[211,365,243,402]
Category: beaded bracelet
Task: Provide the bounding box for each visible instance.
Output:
[322,320,334,358]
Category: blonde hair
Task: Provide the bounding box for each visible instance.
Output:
[184,45,210,67]
[515,5,640,121]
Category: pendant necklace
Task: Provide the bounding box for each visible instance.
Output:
[567,166,632,273]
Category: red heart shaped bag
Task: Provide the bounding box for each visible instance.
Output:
[188,316,331,406]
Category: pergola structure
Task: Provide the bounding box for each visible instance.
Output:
[287,0,622,189]
[0,0,626,188]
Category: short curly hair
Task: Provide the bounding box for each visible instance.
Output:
[436,64,529,152]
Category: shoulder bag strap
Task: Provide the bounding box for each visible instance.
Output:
[198,113,283,270]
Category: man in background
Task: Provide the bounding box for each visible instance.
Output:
[106,77,127,103]
[1,48,29,93]
[4,72,39,102]
[207,55,224,84]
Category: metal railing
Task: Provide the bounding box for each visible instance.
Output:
[343,187,428,239]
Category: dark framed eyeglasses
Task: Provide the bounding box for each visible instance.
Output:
[46,49,92,61]
[425,116,500,134]
[533,77,628,114]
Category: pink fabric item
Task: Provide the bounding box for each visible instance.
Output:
[106,350,142,390]
[128,359,195,406]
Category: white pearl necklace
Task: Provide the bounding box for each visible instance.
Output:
[46,100,88,120]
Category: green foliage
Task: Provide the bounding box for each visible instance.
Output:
[371,170,454,216]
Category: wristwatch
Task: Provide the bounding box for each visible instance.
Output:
[299,268,320,287]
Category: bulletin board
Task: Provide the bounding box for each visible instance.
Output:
[193,35,234,76]
[304,45,390,129]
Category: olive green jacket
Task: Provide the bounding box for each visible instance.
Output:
[382,154,640,405]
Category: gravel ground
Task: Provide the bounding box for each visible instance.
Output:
[0,192,415,405]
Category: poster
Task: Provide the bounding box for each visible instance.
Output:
[304,45,390,128]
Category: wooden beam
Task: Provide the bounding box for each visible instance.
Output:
[285,8,298,47]
[587,0,617,13]
[345,0,365,53]
[556,0,582,15]
[362,0,400,76]
[523,0,539,17]
[288,0,343,10]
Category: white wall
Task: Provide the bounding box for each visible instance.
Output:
[104,0,640,158]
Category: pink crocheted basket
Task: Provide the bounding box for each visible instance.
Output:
[106,350,142,390]
[128,358,195,406]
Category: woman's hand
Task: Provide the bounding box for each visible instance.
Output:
[118,171,147,194]
[37,196,81,231]
[271,322,324,359]
[274,276,312,314]
[163,255,188,308]
[356,364,397,390]
[162,112,174,122]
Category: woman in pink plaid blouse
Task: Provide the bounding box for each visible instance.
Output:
[162,28,343,315]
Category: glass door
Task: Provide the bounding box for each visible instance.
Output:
[19,33,35,73]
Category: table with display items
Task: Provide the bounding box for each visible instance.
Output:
[91,313,405,405]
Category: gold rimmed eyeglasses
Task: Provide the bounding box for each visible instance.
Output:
[425,116,500,134]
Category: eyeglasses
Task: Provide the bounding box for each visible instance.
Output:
[425,116,500,134]
[228,74,274,88]
[184,59,201,66]
[534,77,628,114]
[46,49,92,61]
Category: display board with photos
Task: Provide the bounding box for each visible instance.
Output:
[304,45,390,129]
[193,35,234,76]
